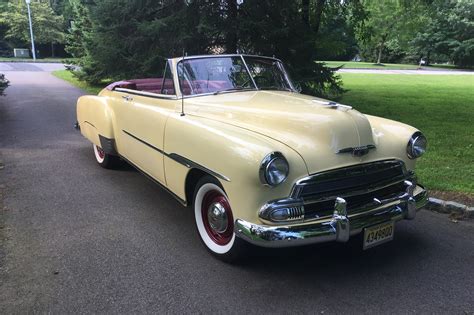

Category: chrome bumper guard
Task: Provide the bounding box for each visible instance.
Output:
[234,181,428,248]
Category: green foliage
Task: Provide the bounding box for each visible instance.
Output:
[66,0,346,97]
[0,1,66,47]
[355,0,428,64]
[411,0,474,67]
[340,73,474,193]
[0,73,9,96]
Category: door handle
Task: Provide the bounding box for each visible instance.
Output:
[122,95,133,101]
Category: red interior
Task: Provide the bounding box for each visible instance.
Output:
[106,78,175,95]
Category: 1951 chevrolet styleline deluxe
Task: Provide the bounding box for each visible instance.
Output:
[76,54,428,261]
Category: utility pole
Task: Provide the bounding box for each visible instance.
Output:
[25,0,36,61]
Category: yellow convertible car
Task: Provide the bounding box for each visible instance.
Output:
[76,54,428,261]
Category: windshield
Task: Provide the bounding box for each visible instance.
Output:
[177,56,294,96]
[243,57,294,91]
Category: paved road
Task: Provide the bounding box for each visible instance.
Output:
[0,68,473,314]
[0,62,65,72]
[337,68,474,75]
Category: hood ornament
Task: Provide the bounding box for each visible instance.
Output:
[312,100,352,111]
[337,145,376,157]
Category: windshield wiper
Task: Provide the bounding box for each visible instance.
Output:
[213,87,256,95]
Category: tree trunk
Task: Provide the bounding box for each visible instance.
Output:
[302,0,310,26]
[313,0,326,35]
[376,38,386,64]
[226,0,238,53]
[51,42,55,58]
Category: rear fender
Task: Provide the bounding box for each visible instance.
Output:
[76,95,115,147]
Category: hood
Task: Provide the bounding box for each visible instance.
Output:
[185,91,377,174]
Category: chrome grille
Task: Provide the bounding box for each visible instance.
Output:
[292,160,411,219]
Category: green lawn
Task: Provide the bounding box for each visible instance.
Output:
[321,61,421,70]
[52,70,104,95]
[339,73,474,193]
[320,61,469,71]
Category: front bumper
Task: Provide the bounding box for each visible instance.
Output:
[234,183,428,248]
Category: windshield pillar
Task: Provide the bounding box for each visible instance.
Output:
[240,55,258,90]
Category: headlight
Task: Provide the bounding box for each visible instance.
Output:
[259,152,289,186]
[407,131,427,159]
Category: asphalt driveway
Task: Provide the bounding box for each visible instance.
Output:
[0,66,473,313]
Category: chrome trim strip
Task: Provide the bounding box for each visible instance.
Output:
[167,153,231,182]
[122,130,165,154]
[115,88,178,100]
[235,184,428,248]
[176,54,283,63]
[122,130,231,182]
[84,121,96,128]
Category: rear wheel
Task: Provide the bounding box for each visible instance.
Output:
[93,144,120,169]
[193,176,246,262]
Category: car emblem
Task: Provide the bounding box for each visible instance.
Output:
[337,145,376,157]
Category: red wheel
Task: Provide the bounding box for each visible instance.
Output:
[200,189,234,246]
[93,144,120,169]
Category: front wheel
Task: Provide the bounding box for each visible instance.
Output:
[93,144,120,169]
[193,176,246,262]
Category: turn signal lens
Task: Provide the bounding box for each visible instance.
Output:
[269,206,305,222]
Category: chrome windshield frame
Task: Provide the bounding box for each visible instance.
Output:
[175,54,296,97]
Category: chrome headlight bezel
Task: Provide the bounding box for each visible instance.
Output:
[407,131,427,159]
[259,152,289,186]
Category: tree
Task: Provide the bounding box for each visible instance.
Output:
[0,1,66,56]
[412,0,474,67]
[355,0,427,64]
[65,0,371,97]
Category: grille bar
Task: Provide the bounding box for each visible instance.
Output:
[291,159,407,199]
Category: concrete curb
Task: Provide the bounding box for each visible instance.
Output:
[425,197,473,219]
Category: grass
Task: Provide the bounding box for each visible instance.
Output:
[0,57,76,63]
[321,61,470,71]
[52,70,104,95]
[321,61,420,70]
[339,73,474,194]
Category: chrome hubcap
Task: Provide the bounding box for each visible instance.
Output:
[207,202,228,233]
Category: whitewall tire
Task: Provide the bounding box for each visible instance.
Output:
[193,176,246,262]
[93,144,119,169]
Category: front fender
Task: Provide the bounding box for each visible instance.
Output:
[163,113,308,224]
[366,115,420,171]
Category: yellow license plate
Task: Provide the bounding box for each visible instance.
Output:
[363,222,394,250]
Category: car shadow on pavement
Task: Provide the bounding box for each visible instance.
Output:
[232,223,428,276]
[77,147,137,172]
